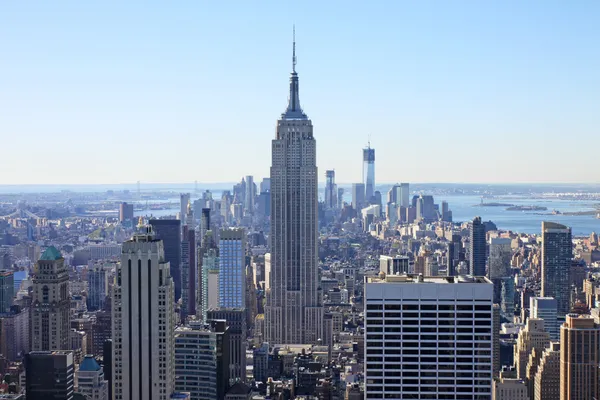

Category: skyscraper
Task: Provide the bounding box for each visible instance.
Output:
[149,219,182,301]
[530,297,559,341]
[87,263,108,312]
[180,225,197,321]
[534,342,560,400]
[541,221,572,316]
[180,193,190,226]
[26,351,74,400]
[398,182,410,208]
[560,314,600,400]
[119,202,134,223]
[0,270,14,313]
[362,144,375,202]
[470,216,487,276]
[364,275,494,398]
[514,318,550,380]
[264,31,323,345]
[31,246,70,351]
[112,229,176,400]
[219,228,246,309]
[77,355,109,400]
[324,170,337,209]
[245,176,255,215]
[351,183,365,211]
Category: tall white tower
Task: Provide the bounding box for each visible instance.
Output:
[112,228,175,400]
[264,28,323,344]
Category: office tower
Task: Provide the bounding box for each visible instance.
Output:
[492,376,528,400]
[112,229,176,400]
[560,314,600,400]
[514,318,550,380]
[181,225,197,321]
[31,246,70,351]
[207,309,246,384]
[201,247,220,322]
[149,219,182,301]
[530,297,559,341]
[500,277,515,321]
[87,264,108,312]
[219,228,246,309]
[351,183,365,211]
[534,342,560,400]
[257,191,271,219]
[260,178,271,193]
[264,34,323,345]
[337,187,344,209]
[493,304,501,376]
[0,270,14,313]
[103,339,113,400]
[174,319,230,400]
[386,184,398,204]
[325,170,337,209]
[0,306,30,361]
[364,275,494,399]
[77,355,109,400]
[180,193,190,226]
[470,216,487,276]
[541,222,572,316]
[363,144,375,201]
[119,202,134,223]
[25,351,74,400]
[420,195,435,221]
[526,347,542,400]
[200,208,211,245]
[398,182,409,207]
[245,176,256,215]
[488,238,512,279]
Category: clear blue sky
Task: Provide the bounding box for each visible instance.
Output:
[1,1,598,185]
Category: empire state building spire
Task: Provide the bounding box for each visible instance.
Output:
[282,26,307,120]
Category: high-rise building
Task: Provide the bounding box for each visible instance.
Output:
[560,314,600,400]
[492,376,528,400]
[470,216,487,276]
[264,34,323,345]
[325,170,337,209]
[25,351,74,400]
[180,225,197,321]
[363,145,375,202]
[219,228,246,309]
[541,221,572,316]
[207,308,246,384]
[112,229,176,400]
[488,238,512,279]
[534,342,560,400]
[31,246,70,351]
[174,319,230,400]
[180,193,190,226]
[364,275,494,398]
[200,208,211,245]
[398,183,410,208]
[119,202,134,223]
[0,270,14,313]
[245,176,255,215]
[149,219,182,301]
[77,355,109,400]
[201,246,219,322]
[514,318,550,380]
[530,297,559,341]
[87,263,108,312]
[351,183,365,211]
[0,306,30,361]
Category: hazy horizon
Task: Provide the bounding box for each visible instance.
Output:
[2,1,599,184]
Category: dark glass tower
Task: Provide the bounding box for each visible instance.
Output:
[149,219,182,301]
[541,221,572,316]
[469,216,486,276]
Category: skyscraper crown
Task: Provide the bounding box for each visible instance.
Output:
[282,26,308,120]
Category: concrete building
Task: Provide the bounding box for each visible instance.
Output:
[534,342,560,400]
[77,355,109,400]
[364,274,494,398]
[264,37,323,345]
[541,222,572,316]
[180,225,196,321]
[219,228,246,309]
[492,377,529,400]
[119,202,134,223]
[560,314,600,400]
[514,318,550,380]
[25,351,74,400]
[0,306,30,361]
[0,270,14,313]
[379,255,409,275]
[112,229,176,400]
[201,247,219,323]
[207,309,246,384]
[180,193,190,226]
[530,297,559,341]
[31,246,70,351]
[174,319,230,400]
[351,183,365,211]
[470,216,487,276]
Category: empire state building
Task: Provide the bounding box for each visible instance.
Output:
[264,33,323,344]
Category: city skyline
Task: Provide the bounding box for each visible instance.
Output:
[2,2,600,184]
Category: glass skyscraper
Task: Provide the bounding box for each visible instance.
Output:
[541,221,572,316]
[363,145,375,202]
[218,228,246,309]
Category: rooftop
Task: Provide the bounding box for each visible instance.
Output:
[40,246,62,261]
[367,274,491,285]
[79,355,101,372]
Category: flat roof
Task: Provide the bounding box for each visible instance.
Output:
[367,275,491,284]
